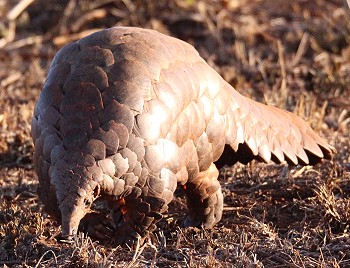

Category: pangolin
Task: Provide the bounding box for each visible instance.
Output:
[31,27,335,245]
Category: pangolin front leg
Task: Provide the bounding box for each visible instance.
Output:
[79,212,116,241]
[112,190,165,246]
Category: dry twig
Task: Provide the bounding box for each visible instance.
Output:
[7,0,35,21]
[53,28,103,46]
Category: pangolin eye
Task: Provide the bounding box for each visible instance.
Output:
[84,199,92,207]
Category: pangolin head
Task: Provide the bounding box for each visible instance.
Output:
[53,169,100,239]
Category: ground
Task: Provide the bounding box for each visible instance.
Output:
[0,0,350,267]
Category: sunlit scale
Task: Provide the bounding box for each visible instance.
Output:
[157,139,179,166]
[206,78,221,99]
[148,100,170,126]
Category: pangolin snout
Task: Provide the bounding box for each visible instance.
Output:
[59,197,86,238]
[59,184,100,238]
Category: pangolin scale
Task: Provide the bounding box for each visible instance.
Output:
[31,27,335,245]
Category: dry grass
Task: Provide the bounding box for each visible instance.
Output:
[1,0,350,267]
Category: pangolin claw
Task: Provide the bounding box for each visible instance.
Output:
[79,212,116,241]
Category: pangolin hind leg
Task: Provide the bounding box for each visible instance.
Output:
[184,163,224,228]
